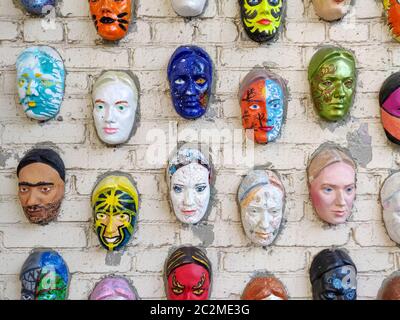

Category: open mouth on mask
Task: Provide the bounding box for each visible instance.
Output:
[104,236,121,244]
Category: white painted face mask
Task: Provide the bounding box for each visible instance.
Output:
[171,0,207,17]
[381,172,400,244]
[312,0,352,22]
[92,71,138,145]
[167,145,213,224]
[238,170,285,246]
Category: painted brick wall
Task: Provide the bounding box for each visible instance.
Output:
[0,0,399,300]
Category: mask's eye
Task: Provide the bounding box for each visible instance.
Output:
[195,78,206,85]
[195,185,207,192]
[96,213,107,220]
[246,0,262,6]
[18,79,26,87]
[249,104,260,110]
[117,105,125,111]
[346,186,354,194]
[40,186,52,193]
[193,288,205,296]
[344,79,354,88]
[172,288,184,295]
[96,105,104,111]
[323,187,333,193]
[117,213,130,222]
[173,185,183,193]
[268,0,280,5]
[41,79,54,87]
[174,78,185,85]
[19,186,29,193]
[322,80,333,87]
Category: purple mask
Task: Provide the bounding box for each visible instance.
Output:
[89,277,138,300]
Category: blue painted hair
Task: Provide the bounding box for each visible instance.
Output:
[39,250,69,284]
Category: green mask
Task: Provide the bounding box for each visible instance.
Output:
[308,46,356,122]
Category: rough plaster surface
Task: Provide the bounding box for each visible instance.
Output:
[0,0,399,300]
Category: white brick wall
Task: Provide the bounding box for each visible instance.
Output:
[0,0,399,300]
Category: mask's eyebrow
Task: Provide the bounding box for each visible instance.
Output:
[19,182,54,187]
[114,100,128,105]
[192,273,206,290]
[95,99,106,103]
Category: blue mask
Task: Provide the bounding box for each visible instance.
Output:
[316,266,357,300]
[21,0,55,15]
[16,46,65,121]
[168,46,213,119]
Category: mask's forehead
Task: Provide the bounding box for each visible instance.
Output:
[93,82,135,104]
[172,163,209,184]
[266,79,283,101]
[172,55,211,77]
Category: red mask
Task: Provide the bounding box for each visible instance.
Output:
[89,0,132,41]
[167,263,210,300]
[387,0,400,40]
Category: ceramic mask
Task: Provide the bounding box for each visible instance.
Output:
[89,0,132,41]
[308,46,356,122]
[165,246,212,300]
[92,71,139,145]
[307,146,356,225]
[380,171,400,244]
[16,46,65,121]
[17,148,65,225]
[239,69,286,144]
[238,170,285,246]
[21,0,55,15]
[310,249,357,300]
[91,174,139,251]
[20,249,69,300]
[171,0,207,17]
[167,146,212,224]
[241,277,288,300]
[168,46,213,119]
[379,72,400,145]
[312,0,352,22]
[239,0,285,43]
[89,276,138,300]
[378,274,400,300]
[383,0,400,42]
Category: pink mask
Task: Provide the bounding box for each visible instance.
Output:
[89,277,138,300]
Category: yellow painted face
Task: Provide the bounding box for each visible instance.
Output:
[91,175,139,251]
[241,0,284,42]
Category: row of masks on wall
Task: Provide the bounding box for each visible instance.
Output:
[18,247,400,300]
[15,45,400,146]
[15,144,400,250]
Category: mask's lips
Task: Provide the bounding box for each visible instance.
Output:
[100,16,116,24]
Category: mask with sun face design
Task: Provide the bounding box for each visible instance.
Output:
[91,173,139,251]
[239,0,285,43]
[383,0,400,42]
[89,0,132,41]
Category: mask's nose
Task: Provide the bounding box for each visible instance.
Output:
[185,81,197,96]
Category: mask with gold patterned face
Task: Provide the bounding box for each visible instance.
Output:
[91,174,139,251]
[239,0,285,43]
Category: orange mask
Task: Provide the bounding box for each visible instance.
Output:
[89,0,132,41]
[384,0,400,41]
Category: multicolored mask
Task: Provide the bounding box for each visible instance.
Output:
[238,170,285,246]
[312,0,352,22]
[380,171,400,244]
[16,46,65,121]
[21,0,55,15]
[20,249,69,300]
[379,72,400,145]
[239,69,287,144]
[17,148,65,225]
[383,0,400,42]
[167,145,213,224]
[307,145,356,225]
[89,0,132,41]
[89,276,139,300]
[168,46,213,119]
[310,249,357,300]
[308,46,356,122]
[92,71,139,145]
[241,277,288,300]
[171,0,207,17]
[165,246,212,300]
[378,273,400,300]
[239,0,285,43]
[91,173,139,251]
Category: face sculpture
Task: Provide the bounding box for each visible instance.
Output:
[17,148,65,225]
[241,277,288,300]
[308,46,356,122]
[238,170,285,246]
[379,72,400,145]
[168,46,213,120]
[20,249,69,300]
[92,71,139,145]
[310,249,357,300]
[89,0,132,41]
[239,69,287,144]
[21,0,55,15]
[165,246,212,300]
[239,0,285,43]
[383,0,400,42]
[380,172,400,244]
[16,46,65,121]
[307,146,356,225]
[89,276,138,300]
[167,146,212,224]
[378,274,400,300]
[91,174,139,251]
[171,0,207,17]
[312,0,352,22]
